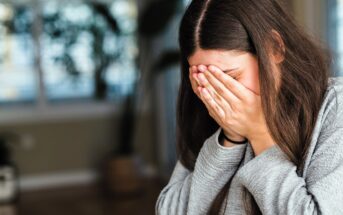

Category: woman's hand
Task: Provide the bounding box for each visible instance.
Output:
[193,64,276,155]
[189,65,245,142]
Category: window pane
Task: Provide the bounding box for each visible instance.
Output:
[0,4,36,104]
[337,0,343,76]
[40,1,138,102]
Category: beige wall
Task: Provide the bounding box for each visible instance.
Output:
[5,117,116,175]
[292,0,328,41]
[0,112,156,176]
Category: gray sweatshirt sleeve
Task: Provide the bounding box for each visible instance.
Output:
[235,91,343,214]
[155,127,247,215]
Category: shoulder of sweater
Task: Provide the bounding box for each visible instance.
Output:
[332,75,343,96]
[320,77,343,129]
[327,76,343,100]
[298,76,343,180]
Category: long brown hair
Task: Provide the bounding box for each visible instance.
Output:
[176,0,332,214]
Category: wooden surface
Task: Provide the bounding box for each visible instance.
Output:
[15,177,166,215]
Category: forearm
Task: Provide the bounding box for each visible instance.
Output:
[156,127,247,214]
[249,132,276,156]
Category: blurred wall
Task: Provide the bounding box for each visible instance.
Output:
[0,109,156,190]
[292,0,328,41]
[9,118,114,175]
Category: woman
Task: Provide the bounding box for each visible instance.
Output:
[156,0,343,214]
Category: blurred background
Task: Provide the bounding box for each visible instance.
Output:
[0,0,341,214]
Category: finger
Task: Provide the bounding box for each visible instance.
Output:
[208,65,251,101]
[189,67,200,97]
[197,72,233,113]
[190,65,199,75]
[191,66,201,86]
[191,66,203,86]
[198,65,234,107]
[198,86,225,119]
[200,68,240,106]
[188,69,197,89]
[197,65,224,96]
[196,65,230,107]
[196,65,221,99]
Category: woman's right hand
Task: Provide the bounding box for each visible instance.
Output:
[189,65,246,142]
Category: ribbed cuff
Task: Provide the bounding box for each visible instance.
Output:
[197,127,247,171]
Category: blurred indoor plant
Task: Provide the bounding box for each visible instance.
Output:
[42,0,182,195]
[105,0,183,195]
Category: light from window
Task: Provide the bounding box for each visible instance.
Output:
[0,0,138,105]
[41,1,138,101]
[337,0,343,75]
[0,4,36,104]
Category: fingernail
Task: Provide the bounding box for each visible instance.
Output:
[198,65,207,72]
[198,73,206,83]
[208,67,216,73]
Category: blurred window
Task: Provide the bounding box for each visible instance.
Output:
[336,0,343,76]
[0,0,138,105]
[0,4,36,104]
[328,0,343,76]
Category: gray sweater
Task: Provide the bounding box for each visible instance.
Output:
[155,76,343,215]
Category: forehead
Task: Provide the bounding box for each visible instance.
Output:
[187,48,245,68]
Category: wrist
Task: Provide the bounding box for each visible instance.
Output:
[249,133,275,156]
[222,130,246,142]
[220,129,247,146]
[249,132,273,145]
[222,140,238,148]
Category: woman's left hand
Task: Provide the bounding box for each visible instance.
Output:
[195,64,276,156]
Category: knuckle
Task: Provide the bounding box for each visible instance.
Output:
[216,86,224,94]
[222,75,230,82]
[226,120,233,126]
